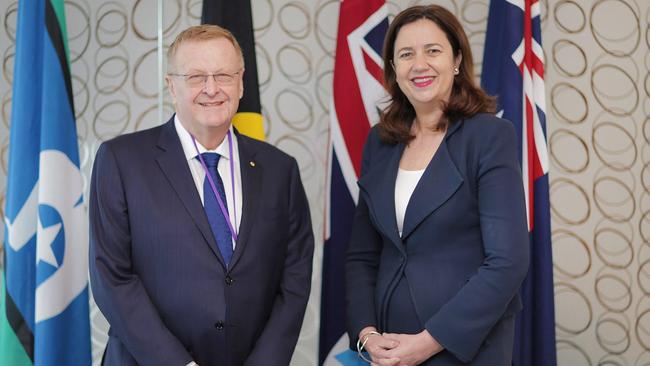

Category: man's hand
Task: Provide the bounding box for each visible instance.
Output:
[382,330,443,366]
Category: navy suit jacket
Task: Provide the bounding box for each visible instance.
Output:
[89,117,314,366]
[346,113,529,364]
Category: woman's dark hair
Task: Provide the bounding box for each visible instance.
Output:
[378,5,496,144]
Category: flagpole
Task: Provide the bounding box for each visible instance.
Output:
[157,0,163,125]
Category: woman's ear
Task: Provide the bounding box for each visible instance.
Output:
[455,52,462,71]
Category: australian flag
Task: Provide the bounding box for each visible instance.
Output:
[320,0,388,364]
[1,0,92,365]
[481,0,556,365]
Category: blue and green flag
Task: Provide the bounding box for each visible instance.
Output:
[1,0,91,364]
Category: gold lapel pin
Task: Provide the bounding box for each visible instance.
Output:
[249,161,256,167]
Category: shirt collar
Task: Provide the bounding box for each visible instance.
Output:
[174,114,237,162]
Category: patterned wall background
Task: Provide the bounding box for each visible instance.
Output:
[0,0,648,365]
[546,0,650,364]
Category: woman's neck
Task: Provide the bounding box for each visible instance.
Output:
[413,108,445,135]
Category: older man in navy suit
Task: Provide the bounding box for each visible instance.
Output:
[89,24,314,366]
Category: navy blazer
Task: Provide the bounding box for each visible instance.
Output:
[89,117,314,366]
[346,113,529,364]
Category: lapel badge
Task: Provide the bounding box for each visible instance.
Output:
[249,161,256,167]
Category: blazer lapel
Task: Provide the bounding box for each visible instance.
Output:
[154,119,226,266]
[228,134,262,270]
[400,123,464,240]
[358,143,404,252]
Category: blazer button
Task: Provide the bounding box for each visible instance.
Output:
[214,321,224,330]
[225,276,234,285]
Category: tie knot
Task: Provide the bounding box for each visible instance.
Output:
[199,152,220,168]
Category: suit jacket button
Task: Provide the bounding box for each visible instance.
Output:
[214,321,224,330]
[225,276,234,285]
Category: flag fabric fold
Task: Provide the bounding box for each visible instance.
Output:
[201,0,265,141]
[321,1,388,364]
[1,0,92,365]
[481,1,556,365]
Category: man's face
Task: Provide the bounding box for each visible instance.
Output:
[166,38,244,136]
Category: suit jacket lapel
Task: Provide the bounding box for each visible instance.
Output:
[228,133,261,270]
[154,118,226,266]
[358,143,404,252]
[401,122,464,239]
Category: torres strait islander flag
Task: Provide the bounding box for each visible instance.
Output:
[481,0,557,365]
[321,0,388,364]
[1,0,92,365]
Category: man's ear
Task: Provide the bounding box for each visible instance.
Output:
[166,75,177,102]
[239,69,245,99]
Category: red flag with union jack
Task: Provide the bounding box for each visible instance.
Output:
[482,0,556,365]
[320,0,388,364]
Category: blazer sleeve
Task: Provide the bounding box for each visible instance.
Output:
[89,142,193,366]
[243,158,314,366]
[424,120,530,362]
[345,129,384,349]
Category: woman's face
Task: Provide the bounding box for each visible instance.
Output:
[392,18,461,111]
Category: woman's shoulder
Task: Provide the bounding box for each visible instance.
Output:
[448,113,518,159]
[360,124,401,168]
[460,113,515,136]
[366,123,394,150]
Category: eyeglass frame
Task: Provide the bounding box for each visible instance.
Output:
[167,69,243,87]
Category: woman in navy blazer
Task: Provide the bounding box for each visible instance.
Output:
[345,5,529,365]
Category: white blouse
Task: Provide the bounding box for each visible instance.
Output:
[395,168,425,237]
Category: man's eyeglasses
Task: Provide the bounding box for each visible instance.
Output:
[168,70,242,87]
